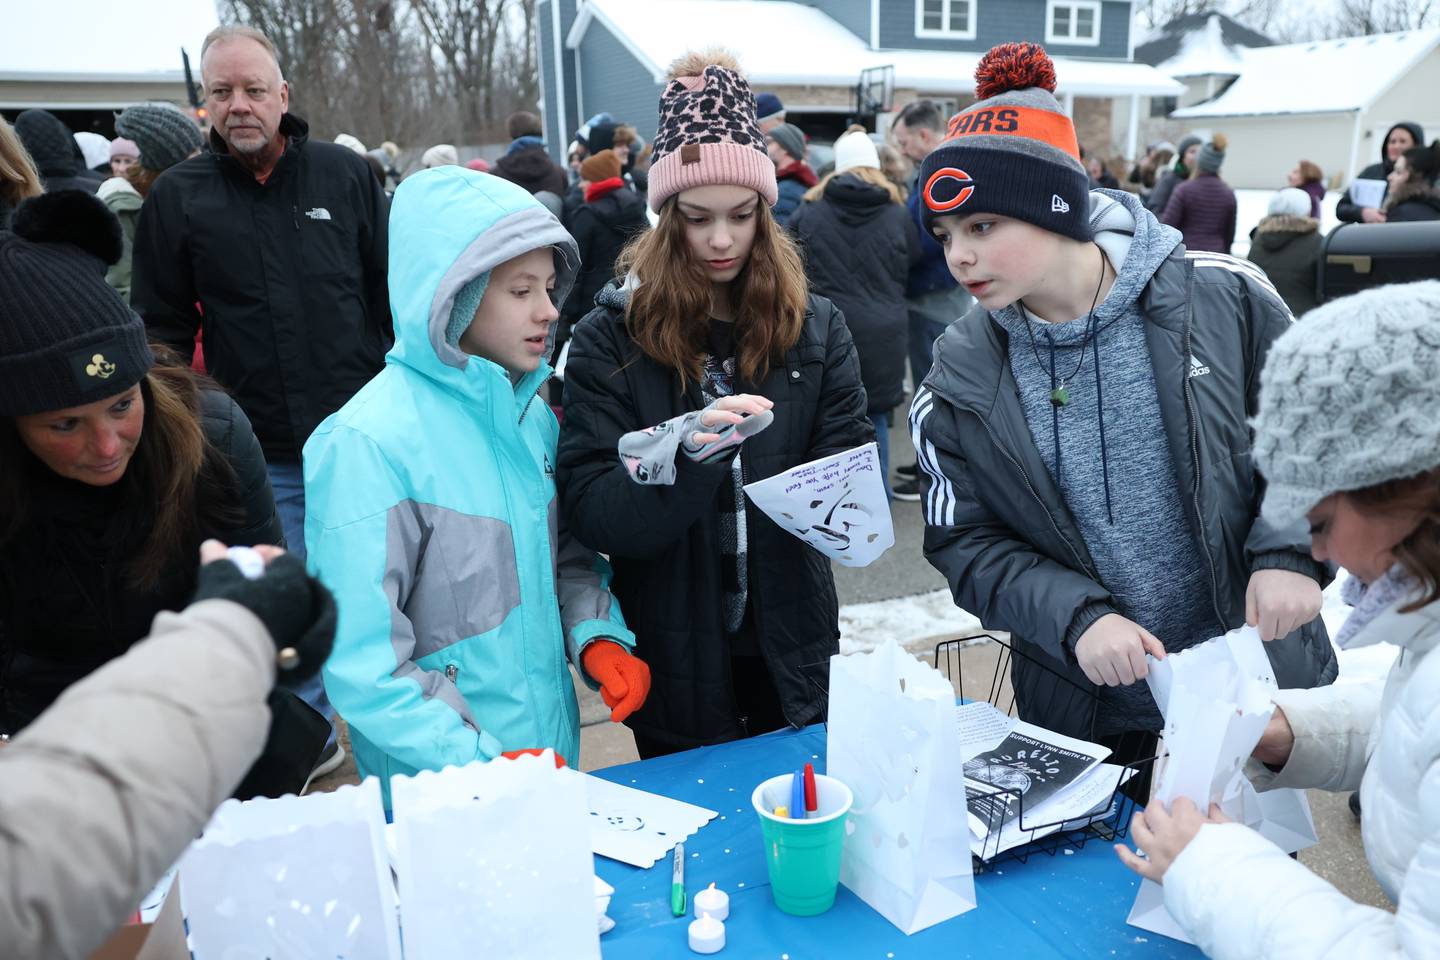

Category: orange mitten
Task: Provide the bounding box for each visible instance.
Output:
[581,641,652,723]
[499,748,567,768]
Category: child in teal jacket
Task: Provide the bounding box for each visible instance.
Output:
[305,168,647,804]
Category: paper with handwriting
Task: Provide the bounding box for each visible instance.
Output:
[743,442,894,566]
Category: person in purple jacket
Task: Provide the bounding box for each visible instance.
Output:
[1163,133,1237,255]
[1287,159,1325,220]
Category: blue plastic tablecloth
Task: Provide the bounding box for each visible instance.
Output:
[592,725,1204,959]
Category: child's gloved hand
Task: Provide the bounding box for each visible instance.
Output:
[581,641,652,723]
[499,749,568,768]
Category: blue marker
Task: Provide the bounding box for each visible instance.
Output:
[790,768,805,820]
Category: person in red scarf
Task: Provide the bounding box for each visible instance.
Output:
[765,123,816,226]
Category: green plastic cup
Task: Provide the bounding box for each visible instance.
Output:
[751,772,853,916]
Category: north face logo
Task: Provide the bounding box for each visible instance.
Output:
[304,207,332,221]
[1189,355,1211,378]
[1051,194,1070,213]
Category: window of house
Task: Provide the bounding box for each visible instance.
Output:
[916,0,977,39]
[1046,0,1101,46]
[1149,95,1178,118]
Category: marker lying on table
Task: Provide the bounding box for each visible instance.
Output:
[803,762,817,818]
[671,842,687,917]
[791,768,805,819]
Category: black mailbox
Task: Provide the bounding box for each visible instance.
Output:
[1320,221,1440,304]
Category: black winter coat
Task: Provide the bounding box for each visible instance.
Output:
[565,186,648,324]
[911,249,1337,740]
[1246,215,1322,317]
[1337,122,1426,223]
[1385,183,1440,222]
[558,284,873,750]
[12,110,99,196]
[130,114,391,462]
[491,144,569,197]
[789,174,918,414]
[0,388,282,730]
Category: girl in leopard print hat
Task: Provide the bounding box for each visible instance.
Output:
[557,48,873,759]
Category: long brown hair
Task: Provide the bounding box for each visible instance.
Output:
[617,194,809,388]
[1348,468,1440,611]
[0,354,240,589]
[0,117,42,211]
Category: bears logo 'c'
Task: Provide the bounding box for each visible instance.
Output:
[924,167,976,213]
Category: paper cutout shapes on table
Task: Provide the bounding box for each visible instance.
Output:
[572,770,720,868]
[1126,625,1319,943]
[742,442,894,567]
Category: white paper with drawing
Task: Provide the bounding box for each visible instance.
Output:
[570,770,719,868]
[743,442,893,566]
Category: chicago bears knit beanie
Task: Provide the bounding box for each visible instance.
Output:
[646,50,778,214]
[1252,280,1440,524]
[918,42,1090,241]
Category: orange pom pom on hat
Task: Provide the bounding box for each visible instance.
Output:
[917,42,1091,241]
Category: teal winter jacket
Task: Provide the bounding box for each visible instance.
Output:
[304,168,634,803]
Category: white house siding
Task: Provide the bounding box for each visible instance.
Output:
[1192,114,1351,190]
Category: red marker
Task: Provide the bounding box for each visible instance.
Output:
[803,762,818,817]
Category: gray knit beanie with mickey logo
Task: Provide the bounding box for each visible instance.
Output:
[1252,280,1440,524]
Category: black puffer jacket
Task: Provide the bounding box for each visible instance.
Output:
[12,110,98,196]
[491,143,569,196]
[130,114,390,462]
[0,387,283,731]
[558,284,873,750]
[911,249,1337,740]
[789,174,919,414]
[565,185,648,325]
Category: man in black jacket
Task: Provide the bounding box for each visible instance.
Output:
[129,24,390,769]
[491,111,569,198]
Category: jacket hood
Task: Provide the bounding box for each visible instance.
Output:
[14,109,80,177]
[386,166,579,397]
[820,173,894,226]
[1381,122,1426,171]
[97,176,142,208]
[587,185,648,231]
[1254,215,1318,250]
[992,188,1181,346]
[1385,180,1440,214]
[494,146,559,185]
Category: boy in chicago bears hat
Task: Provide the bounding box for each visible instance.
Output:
[909,43,1335,773]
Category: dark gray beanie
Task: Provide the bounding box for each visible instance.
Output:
[767,123,806,163]
[114,102,204,171]
[1197,134,1227,175]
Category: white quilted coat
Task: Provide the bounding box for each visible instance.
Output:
[1163,598,1440,958]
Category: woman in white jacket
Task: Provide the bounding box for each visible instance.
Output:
[1115,279,1440,958]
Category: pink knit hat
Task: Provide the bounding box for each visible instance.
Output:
[646,53,778,214]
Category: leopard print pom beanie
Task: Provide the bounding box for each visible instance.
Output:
[646,50,778,214]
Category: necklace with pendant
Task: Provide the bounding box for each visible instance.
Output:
[1019,247,1108,407]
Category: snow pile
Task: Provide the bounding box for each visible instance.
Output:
[1156,14,1246,78]
[838,588,982,656]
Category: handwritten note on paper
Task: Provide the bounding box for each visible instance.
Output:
[742,442,894,567]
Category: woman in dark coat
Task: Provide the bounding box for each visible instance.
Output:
[0,192,318,797]
[1383,140,1440,223]
[565,149,649,331]
[1337,121,1424,223]
[1163,134,1237,254]
[1247,187,1322,317]
[788,129,918,494]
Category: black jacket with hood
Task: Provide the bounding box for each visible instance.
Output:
[1337,121,1426,223]
[491,143,570,197]
[1384,181,1440,223]
[565,185,649,325]
[788,173,920,414]
[557,283,873,750]
[12,110,98,196]
[911,196,1337,740]
[1246,214,1322,317]
[130,114,391,462]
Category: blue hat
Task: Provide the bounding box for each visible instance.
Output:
[755,93,785,121]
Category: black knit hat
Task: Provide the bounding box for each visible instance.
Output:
[0,191,154,416]
[918,43,1091,242]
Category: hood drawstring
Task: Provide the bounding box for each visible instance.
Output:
[1091,310,1115,524]
[1047,332,1062,487]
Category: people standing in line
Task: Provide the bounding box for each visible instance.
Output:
[1117,280,1440,960]
[1382,140,1440,223]
[305,168,645,808]
[0,117,42,230]
[12,110,99,195]
[0,191,327,800]
[889,97,972,502]
[910,44,1334,771]
[789,127,918,497]
[1146,133,1201,217]
[1247,187,1323,318]
[557,50,873,760]
[755,92,786,133]
[129,24,391,776]
[765,122,816,226]
[1163,133,1237,254]
[492,110,569,197]
[99,102,205,303]
[1337,121,1424,224]
[1287,159,1326,219]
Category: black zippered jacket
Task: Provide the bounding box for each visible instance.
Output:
[130,114,390,461]
[910,249,1337,738]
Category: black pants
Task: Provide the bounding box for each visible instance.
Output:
[632,654,788,760]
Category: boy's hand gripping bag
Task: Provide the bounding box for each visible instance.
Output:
[826,638,977,934]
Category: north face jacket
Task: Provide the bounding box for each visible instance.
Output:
[304,168,634,806]
[131,114,391,462]
[910,240,1337,739]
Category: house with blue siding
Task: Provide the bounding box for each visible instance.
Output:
[539,0,1182,165]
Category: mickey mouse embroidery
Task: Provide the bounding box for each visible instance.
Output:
[85,353,116,379]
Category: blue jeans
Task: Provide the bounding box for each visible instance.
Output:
[267,459,337,746]
[869,413,891,498]
[907,309,950,390]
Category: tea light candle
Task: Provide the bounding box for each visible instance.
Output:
[688,911,725,954]
[693,882,729,921]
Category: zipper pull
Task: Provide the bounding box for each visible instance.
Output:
[444,664,458,683]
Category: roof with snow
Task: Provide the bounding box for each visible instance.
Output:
[1134,12,1274,75]
[569,0,1185,98]
[1172,28,1440,118]
[1,0,218,81]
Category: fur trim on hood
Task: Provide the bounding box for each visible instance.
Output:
[1256,214,1318,234]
